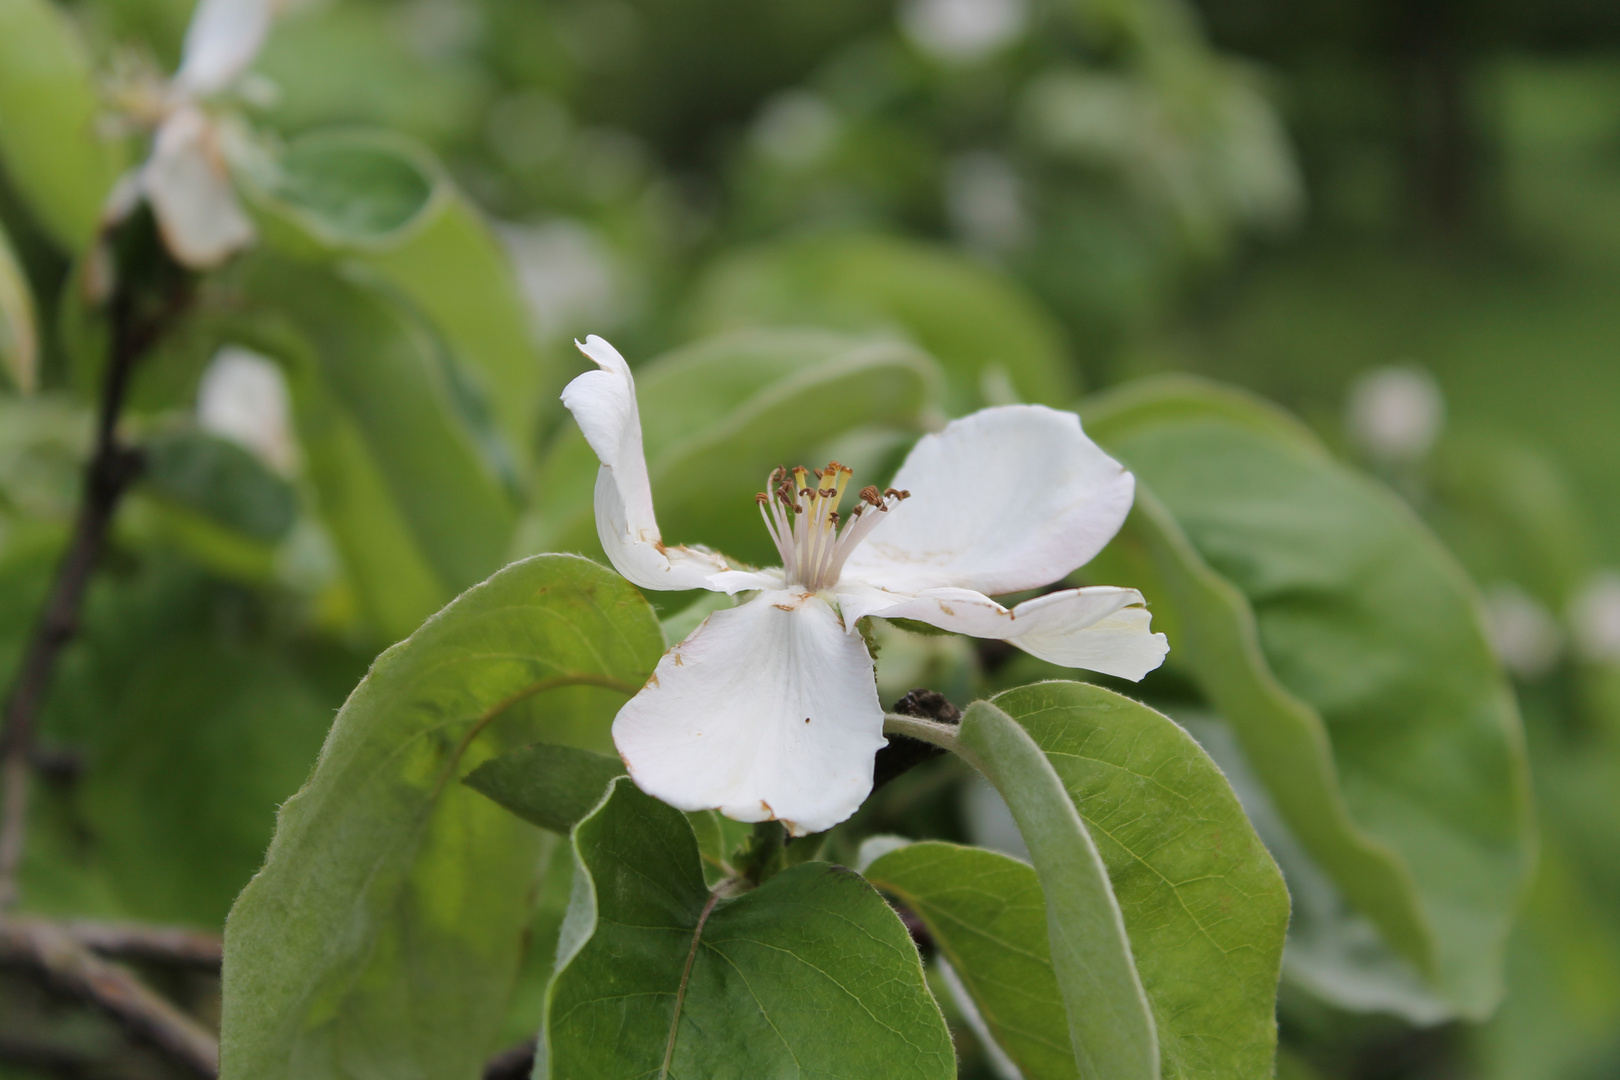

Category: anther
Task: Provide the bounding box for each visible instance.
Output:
[859,486,883,506]
[885,488,911,500]
[755,492,768,505]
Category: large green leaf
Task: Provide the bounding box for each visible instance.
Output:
[0,216,37,392]
[247,129,550,460]
[950,698,1160,1080]
[242,257,516,639]
[542,776,955,1079]
[996,682,1287,1079]
[525,328,942,569]
[687,233,1077,413]
[220,554,663,1079]
[0,0,124,250]
[1083,376,1535,1016]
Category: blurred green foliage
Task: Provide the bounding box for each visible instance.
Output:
[1,0,1618,1076]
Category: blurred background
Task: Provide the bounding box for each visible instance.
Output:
[2,0,1619,1077]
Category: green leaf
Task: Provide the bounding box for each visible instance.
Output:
[220,554,663,1079]
[543,776,955,1079]
[688,232,1078,413]
[250,129,440,250]
[0,216,38,392]
[463,743,625,835]
[999,683,1287,1079]
[1084,376,1536,1017]
[865,841,1080,1080]
[0,0,125,250]
[140,429,297,543]
[242,257,516,638]
[525,328,942,569]
[249,129,551,458]
[952,698,1159,1080]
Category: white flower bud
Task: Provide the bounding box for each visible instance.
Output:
[1483,582,1563,679]
[1346,366,1444,463]
[899,0,1027,63]
[197,346,297,475]
[1570,570,1620,664]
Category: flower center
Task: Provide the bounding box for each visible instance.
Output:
[755,462,909,591]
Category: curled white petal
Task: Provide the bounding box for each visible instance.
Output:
[612,590,887,836]
[174,0,274,98]
[143,106,256,269]
[706,568,785,594]
[841,582,1168,681]
[840,404,1135,596]
[563,336,731,591]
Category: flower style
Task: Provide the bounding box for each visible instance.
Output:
[110,0,276,268]
[563,336,1169,835]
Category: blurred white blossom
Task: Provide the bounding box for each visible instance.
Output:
[501,220,621,341]
[1346,366,1445,463]
[900,0,1027,63]
[1570,571,1620,664]
[197,345,297,475]
[1484,582,1563,679]
[109,0,281,268]
[945,150,1026,250]
[753,91,840,170]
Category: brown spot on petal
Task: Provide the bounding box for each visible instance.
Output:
[804,717,812,724]
[939,604,956,616]
[643,672,660,689]
[672,653,684,666]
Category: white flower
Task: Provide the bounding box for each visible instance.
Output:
[1346,366,1445,464]
[1570,570,1620,664]
[115,0,276,268]
[1483,582,1563,679]
[562,336,1168,835]
[197,345,297,475]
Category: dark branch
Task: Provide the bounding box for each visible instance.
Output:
[484,1037,537,1079]
[0,917,218,1076]
[0,211,191,909]
[872,688,962,791]
[60,919,223,970]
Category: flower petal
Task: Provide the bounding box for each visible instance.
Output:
[612,590,887,836]
[563,336,732,591]
[142,107,256,269]
[174,0,274,98]
[841,404,1135,596]
[840,582,1169,681]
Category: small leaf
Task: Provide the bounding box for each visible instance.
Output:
[251,129,440,249]
[220,555,663,1079]
[0,216,38,392]
[1084,375,1536,1017]
[0,0,125,250]
[953,698,1159,1080]
[689,232,1078,412]
[140,429,298,543]
[865,841,1080,1080]
[463,743,625,835]
[544,776,955,1079]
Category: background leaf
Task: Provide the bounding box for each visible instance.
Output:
[1083,376,1536,1017]
[220,554,663,1080]
[0,0,124,251]
[544,776,956,1080]
[248,128,552,460]
[688,232,1078,413]
[0,216,37,392]
[242,256,517,639]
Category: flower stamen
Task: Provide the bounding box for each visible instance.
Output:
[759,462,907,591]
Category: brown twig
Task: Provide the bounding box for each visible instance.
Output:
[0,214,191,909]
[60,919,223,970]
[0,917,219,1076]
